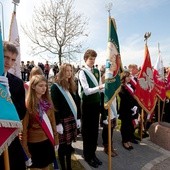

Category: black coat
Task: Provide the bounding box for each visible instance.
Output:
[50,83,81,125]
[7,72,26,120]
[118,85,138,121]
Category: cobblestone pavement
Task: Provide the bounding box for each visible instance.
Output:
[72,127,170,170]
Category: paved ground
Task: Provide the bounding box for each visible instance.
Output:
[72,127,170,170]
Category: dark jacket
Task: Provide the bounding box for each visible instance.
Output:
[50,83,81,125]
[118,85,138,121]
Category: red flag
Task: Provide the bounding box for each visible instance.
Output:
[153,51,166,101]
[165,69,170,98]
[134,44,157,114]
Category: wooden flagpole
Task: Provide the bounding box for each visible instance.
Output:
[157,43,162,124]
[108,107,112,170]
[4,147,10,170]
[139,32,151,140]
[157,43,166,123]
[105,3,113,169]
[158,98,160,123]
[140,109,144,141]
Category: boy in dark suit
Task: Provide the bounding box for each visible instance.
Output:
[78,49,104,168]
[0,41,27,170]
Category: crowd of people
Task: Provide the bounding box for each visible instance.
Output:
[20,60,81,83]
[20,60,60,81]
[0,42,170,170]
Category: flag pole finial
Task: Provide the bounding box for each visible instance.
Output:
[105,2,113,17]
[144,32,151,45]
[12,0,20,12]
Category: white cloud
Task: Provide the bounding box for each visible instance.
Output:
[2,0,170,67]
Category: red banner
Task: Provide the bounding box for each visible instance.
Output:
[134,44,157,114]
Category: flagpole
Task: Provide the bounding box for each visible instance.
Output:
[0,2,5,40]
[158,43,160,54]
[8,0,21,78]
[140,32,151,141]
[0,2,10,170]
[108,107,112,170]
[4,147,10,170]
[105,2,113,170]
[157,42,165,122]
[3,2,21,169]
[0,7,10,166]
[140,109,144,141]
[144,32,151,45]
[158,98,161,123]
[157,43,161,124]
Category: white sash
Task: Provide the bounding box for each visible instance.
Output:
[82,67,98,86]
[125,83,134,95]
[43,111,54,138]
[55,83,77,121]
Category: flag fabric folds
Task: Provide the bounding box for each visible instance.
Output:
[104,17,122,109]
[165,69,170,99]
[8,11,21,78]
[0,31,22,155]
[134,44,157,114]
[153,51,166,101]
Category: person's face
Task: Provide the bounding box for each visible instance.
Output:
[4,51,17,72]
[131,67,139,76]
[34,81,47,98]
[125,74,131,83]
[86,56,96,68]
[65,66,72,80]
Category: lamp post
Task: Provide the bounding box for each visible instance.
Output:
[0,1,5,40]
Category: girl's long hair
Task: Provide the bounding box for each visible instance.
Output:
[55,63,77,93]
[26,75,52,114]
[121,70,130,85]
[29,66,44,80]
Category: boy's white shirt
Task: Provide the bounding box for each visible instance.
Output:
[78,65,104,96]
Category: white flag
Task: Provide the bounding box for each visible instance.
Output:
[8,11,21,78]
[153,50,166,101]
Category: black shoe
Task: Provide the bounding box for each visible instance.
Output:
[122,143,131,150]
[129,145,134,150]
[70,145,75,153]
[93,156,102,165]
[85,159,98,168]
[131,139,139,144]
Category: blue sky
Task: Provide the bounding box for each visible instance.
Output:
[1,0,170,68]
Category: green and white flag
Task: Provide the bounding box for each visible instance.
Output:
[104,17,122,109]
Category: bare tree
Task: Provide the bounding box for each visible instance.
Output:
[22,0,88,65]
